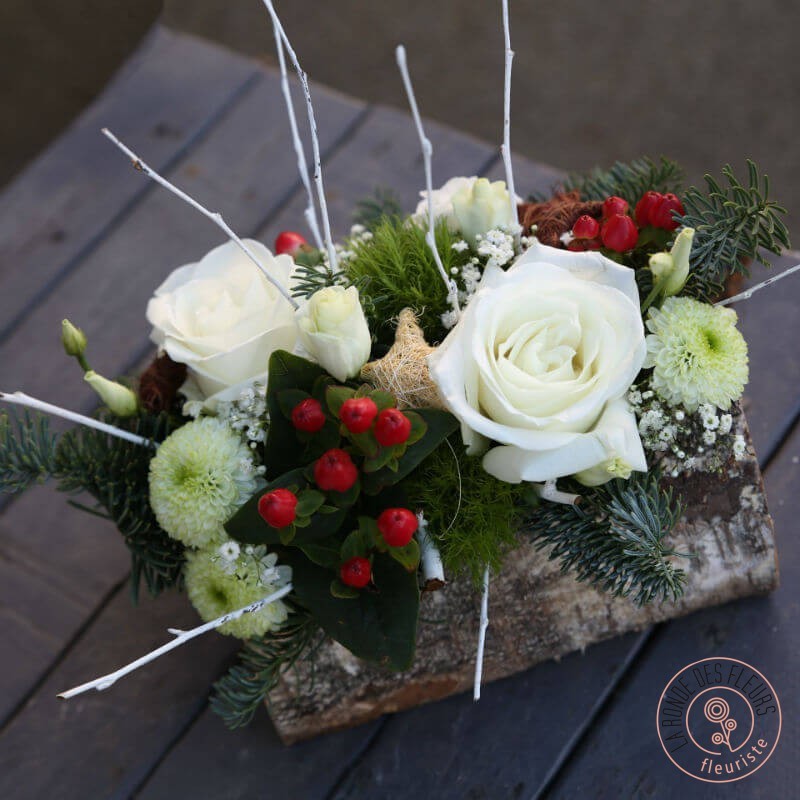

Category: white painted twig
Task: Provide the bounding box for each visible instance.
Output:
[271,18,323,251]
[536,479,581,506]
[58,584,293,699]
[0,391,153,448]
[261,1,338,273]
[501,0,520,249]
[395,45,461,319]
[101,128,298,311]
[715,262,800,307]
[473,565,490,701]
[417,513,445,589]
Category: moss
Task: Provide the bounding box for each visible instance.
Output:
[343,217,473,346]
[404,438,526,586]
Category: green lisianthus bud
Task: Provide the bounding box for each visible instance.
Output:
[84,371,138,417]
[61,319,87,358]
[649,227,695,299]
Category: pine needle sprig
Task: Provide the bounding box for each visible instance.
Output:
[678,161,790,300]
[290,248,350,300]
[563,157,685,204]
[526,471,688,606]
[0,410,184,601]
[0,411,59,492]
[210,613,319,729]
[352,187,403,231]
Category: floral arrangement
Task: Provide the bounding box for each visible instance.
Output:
[1,1,796,729]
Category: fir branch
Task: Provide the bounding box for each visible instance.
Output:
[526,471,688,606]
[563,157,685,204]
[0,411,59,493]
[352,187,403,230]
[210,613,319,729]
[678,161,790,301]
[290,248,348,300]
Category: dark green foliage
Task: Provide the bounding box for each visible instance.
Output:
[342,217,474,345]
[0,410,184,601]
[210,614,320,729]
[563,157,685,204]
[352,187,403,230]
[404,439,526,585]
[526,471,688,606]
[678,161,790,301]
[0,411,59,492]
[282,547,419,670]
[290,247,349,300]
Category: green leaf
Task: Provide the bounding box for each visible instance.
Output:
[296,489,325,517]
[330,579,360,599]
[389,538,421,572]
[277,389,311,420]
[283,549,419,670]
[369,390,396,411]
[279,524,296,545]
[403,410,427,446]
[325,385,355,418]
[362,446,396,473]
[340,527,369,562]
[263,351,329,479]
[298,538,342,569]
[347,430,379,458]
[363,409,458,494]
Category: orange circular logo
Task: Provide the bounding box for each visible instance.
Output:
[656,657,781,783]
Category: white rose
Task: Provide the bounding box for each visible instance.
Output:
[414,176,519,242]
[295,286,371,383]
[146,239,298,410]
[428,241,647,484]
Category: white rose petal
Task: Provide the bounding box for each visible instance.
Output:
[146,240,298,410]
[428,241,647,485]
[295,285,372,383]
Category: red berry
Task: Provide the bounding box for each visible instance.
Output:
[291,398,326,433]
[634,191,662,227]
[649,193,685,230]
[377,508,418,547]
[374,408,412,447]
[258,488,298,528]
[601,214,639,252]
[274,230,308,256]
[340,397,378,434]
[601,196,629,219]
[340,556,372,588]
[572,215,600,240]
[314,448,359,493]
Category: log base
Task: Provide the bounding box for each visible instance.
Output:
[267,415,778,744]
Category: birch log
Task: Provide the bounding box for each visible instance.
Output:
[266,413,778,744]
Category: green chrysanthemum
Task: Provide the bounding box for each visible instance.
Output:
[184,545,291,639]
[644,296,748,411]
[149,417,259,547]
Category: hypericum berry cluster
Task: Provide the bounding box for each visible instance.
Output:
[629,384,746,477]
[565,191,686,255]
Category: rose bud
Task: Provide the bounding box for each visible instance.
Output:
[601,214,639,252]
[601,196,629,219]
[649,193,685,230]
[374,408,412,447]
[84,371,138,417]
[274,230,309,256]
[634,191,663,227]
[61,319,88,359]
[377,507,418,547]
[314,448,359,492]
[291,398,326,433]
[340,397,378,434]
[258,488,298,528]
[572,215,600,240]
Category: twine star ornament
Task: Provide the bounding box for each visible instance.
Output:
[360,308,447,410]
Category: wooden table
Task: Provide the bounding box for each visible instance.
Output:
[0,26,797,799]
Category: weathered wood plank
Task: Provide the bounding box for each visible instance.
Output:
[0,56,366,733]
[0,27,260,339]
[541,424,799,799]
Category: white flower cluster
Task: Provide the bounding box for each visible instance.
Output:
[629,385,746,477]
[333,224,375,264]
[216,382,270,451]
[475,228,516,270]
[216,540,291,587]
